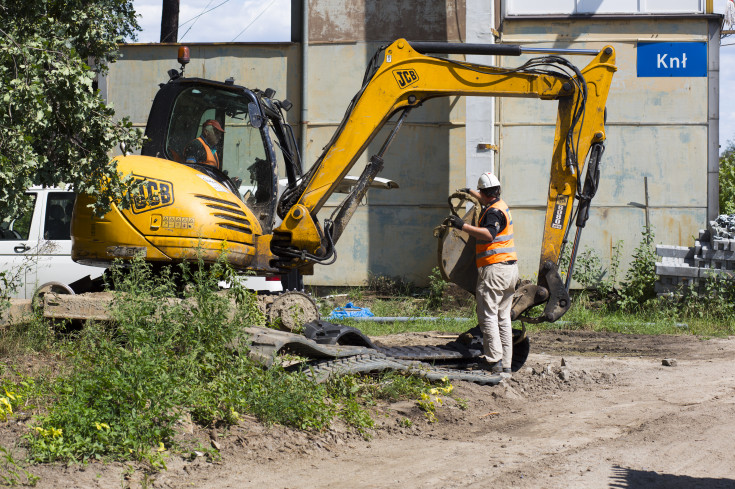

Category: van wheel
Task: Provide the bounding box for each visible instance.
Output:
[32,282,74,311]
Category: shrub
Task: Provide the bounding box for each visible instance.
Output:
[617,228,658,312]
[720,144,735,215]
[23,256,445,464]
[427,267,448,309]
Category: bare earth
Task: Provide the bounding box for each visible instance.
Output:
[19,330,735,488]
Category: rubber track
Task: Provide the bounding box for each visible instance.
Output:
[376,344,479,361]
[302,352,503,386]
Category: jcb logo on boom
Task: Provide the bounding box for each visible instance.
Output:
[551,195,569,230]
[393,69,419,89]
[131,176,174,214]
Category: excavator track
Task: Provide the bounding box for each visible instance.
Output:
[301,320,530,371]
[246,323,518,386]
[302,352,503,386]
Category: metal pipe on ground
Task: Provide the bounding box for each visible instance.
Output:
[344,317,473,323]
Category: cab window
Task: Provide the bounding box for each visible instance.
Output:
[44,193,75,241]
[164,85,276,230]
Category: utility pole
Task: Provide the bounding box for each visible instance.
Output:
[160,0,179,43]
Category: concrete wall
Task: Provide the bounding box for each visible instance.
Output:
[103,43,301,136]
[496,15,717,282]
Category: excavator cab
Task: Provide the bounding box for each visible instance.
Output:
[138,75,301,236]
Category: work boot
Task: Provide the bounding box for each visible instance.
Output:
[479,358,503,374]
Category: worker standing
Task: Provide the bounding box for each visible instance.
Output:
[447,172,518,375]
[185,119,225,169]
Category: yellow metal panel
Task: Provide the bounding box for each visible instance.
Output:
[72,155,268,269]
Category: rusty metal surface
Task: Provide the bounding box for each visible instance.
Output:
[438,225,478,294]
[0,300,33,327]
[309,0,465,43]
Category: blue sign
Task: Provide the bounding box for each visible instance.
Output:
[637,42,707,77]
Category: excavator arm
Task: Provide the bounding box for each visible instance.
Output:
[273,38,616,321]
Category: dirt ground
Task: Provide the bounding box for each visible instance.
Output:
[13,329,735,489]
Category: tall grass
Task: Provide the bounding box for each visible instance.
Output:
[19,257,439,465]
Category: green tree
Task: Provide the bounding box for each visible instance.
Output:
[0,1,145,219]
[720,141,735,215]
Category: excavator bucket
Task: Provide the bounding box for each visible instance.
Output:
[436,210,478,295]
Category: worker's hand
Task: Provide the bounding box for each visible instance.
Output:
[457,187,470,194]
[447,215,465,230]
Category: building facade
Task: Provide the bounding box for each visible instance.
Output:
[102,0,725,287]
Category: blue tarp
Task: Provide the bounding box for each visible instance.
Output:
[328,302,374,320]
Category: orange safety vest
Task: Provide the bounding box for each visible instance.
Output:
[194,137,220,169]
[475,198,517,268]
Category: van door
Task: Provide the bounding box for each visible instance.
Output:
[34,191,96,295]
[0,192,41,299]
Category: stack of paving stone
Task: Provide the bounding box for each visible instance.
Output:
[655,214,735,296]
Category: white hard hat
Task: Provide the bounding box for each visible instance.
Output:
[477,172,500,190]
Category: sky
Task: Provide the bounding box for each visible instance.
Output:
[130,0,734,151]
[131,0,290,43]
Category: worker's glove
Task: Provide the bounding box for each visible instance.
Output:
[457,187,471,194]
[447,215,465,230]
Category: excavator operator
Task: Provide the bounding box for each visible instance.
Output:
[184,119,225,169]
[447,172,518,375]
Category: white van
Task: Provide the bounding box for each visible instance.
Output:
[0,187,283,300]
[0,187,104,299]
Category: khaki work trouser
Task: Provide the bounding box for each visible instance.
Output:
[476,262,519,368]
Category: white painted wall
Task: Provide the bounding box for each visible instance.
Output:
[465,0,496,187]
[503,0,724,16]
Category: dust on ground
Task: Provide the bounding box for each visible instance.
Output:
[10,330,735,488]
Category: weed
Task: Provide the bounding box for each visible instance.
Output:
[0,445,39,486]
[617,228,657,312]
[720,144,735,214]
[416,379,453,423]
[24,255,323,464]
[366,273,416,297]
[427,267,448,310]
[670,271,735,322]
[563,240,622,300]
[398,417,412,428]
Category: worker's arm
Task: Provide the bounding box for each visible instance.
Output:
[448,207,504,241]
[459,222,494,242]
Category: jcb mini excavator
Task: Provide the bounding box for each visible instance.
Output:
[71,39,616,330]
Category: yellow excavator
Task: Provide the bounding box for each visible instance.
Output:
[71,39,616,326]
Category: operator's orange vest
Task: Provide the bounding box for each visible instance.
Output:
[195,137,220,169]
[475,198,517,268]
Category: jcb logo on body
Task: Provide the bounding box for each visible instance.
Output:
[131,176,174,214]
[393,69,419,88]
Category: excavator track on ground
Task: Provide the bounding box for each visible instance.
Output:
[244,324,506,385]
